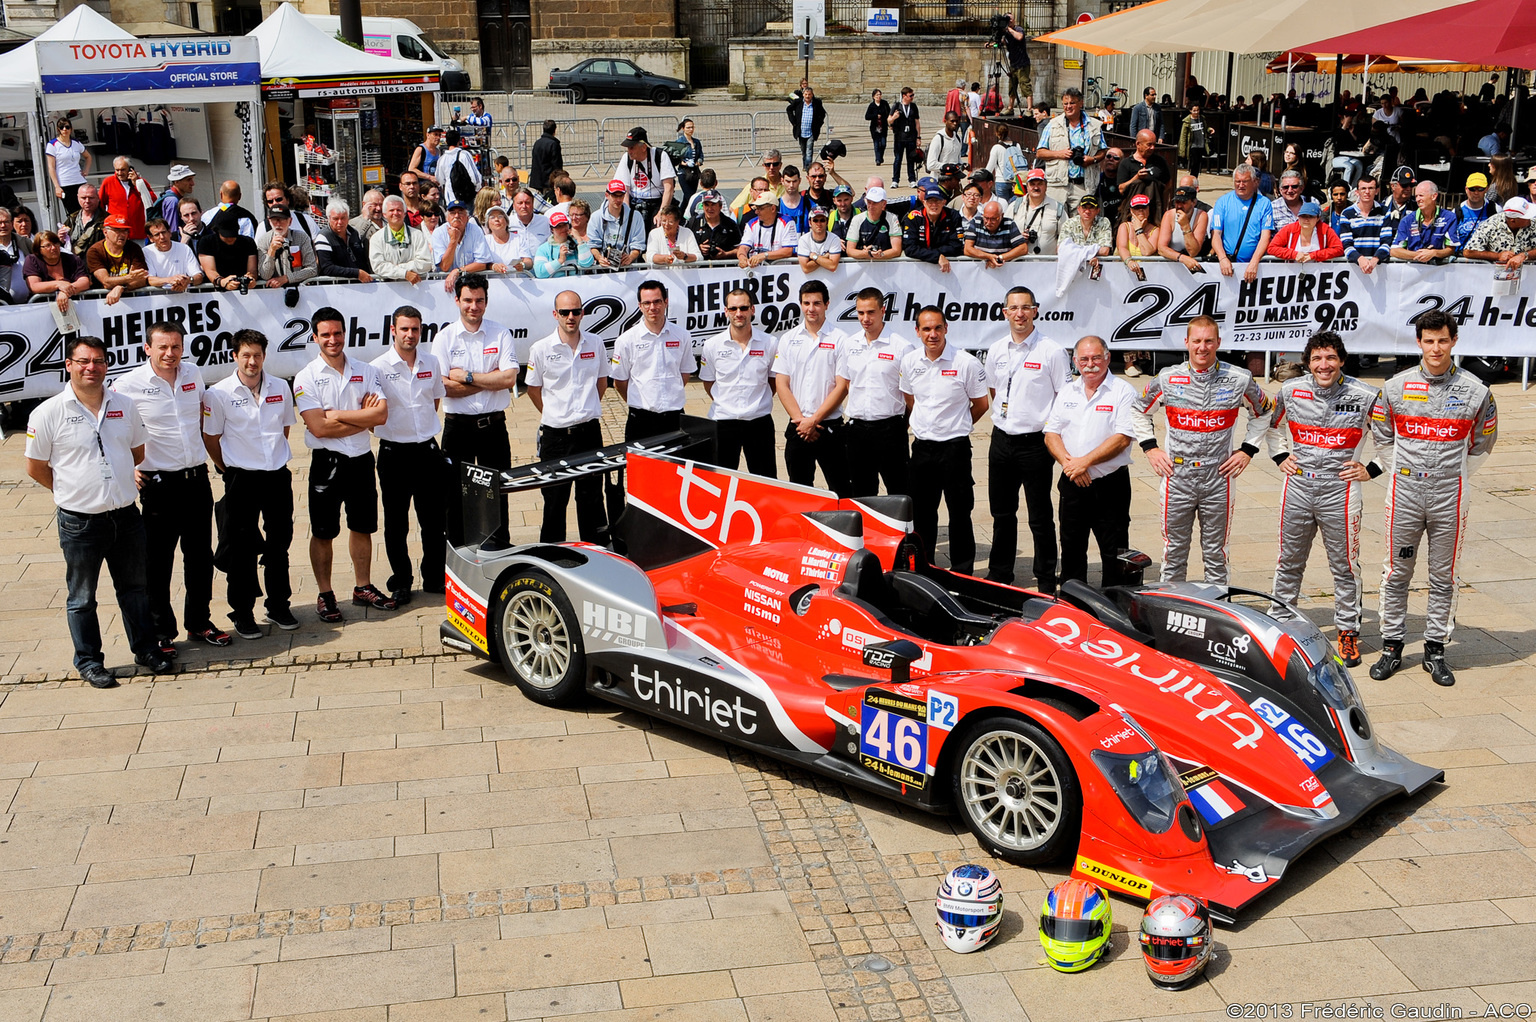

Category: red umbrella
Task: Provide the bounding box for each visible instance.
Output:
[1265,50,1320,73]
[1302,0,1536,69]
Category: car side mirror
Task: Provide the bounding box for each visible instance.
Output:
[862,639,924,684]
[635,71,644,77]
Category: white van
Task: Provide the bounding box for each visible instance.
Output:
[302,15,471,91]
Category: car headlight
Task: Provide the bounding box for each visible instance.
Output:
[1090,747,1183,835]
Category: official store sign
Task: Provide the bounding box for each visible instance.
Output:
[37,38,261,94]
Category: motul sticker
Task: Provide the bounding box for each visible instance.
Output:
[484,347,498,355]
[1292,388,1314,400]
[349,375,363,383]
[1023,361,1042,370]
[749,350,765,356]
[580,351,597,359]
[181,382,197,392]
[941,369,958,377]
[665,341,681,348]
[1076,855,1153,898]
[818,342,837,349]
[1169,374,1192,384]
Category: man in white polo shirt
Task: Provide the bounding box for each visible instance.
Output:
[372,305,447,607]
[1044,335,1137,588]
[203,329,297,639]
[24,334,171,687]
[609,278,697,442]
[436,271,519,470]
[699,287,779,477]
[900,306,989,575]
[829,286,915,497]
[112,320,227,653]
[293,306,392,622]
[525,290,609,543]
[985,284,1073,592]
[774,279,848,495]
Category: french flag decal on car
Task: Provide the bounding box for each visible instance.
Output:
[1188,779,1244,825]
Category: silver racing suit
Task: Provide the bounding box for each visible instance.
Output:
[1372,363,1498,643]
[1133,360,1270,585]
[1266,373,1383,632]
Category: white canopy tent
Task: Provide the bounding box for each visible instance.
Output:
[248,4,439,92]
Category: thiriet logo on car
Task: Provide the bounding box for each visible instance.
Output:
[629,666,759,734]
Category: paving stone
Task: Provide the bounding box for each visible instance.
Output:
[455,929,651,993]
[251,946,452,1016]
[41,964,254,1022]
[65,871,261,930]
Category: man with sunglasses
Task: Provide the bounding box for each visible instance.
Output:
[525,292,609,543]
[1450,172,1496,253]
[1270,171,1308,229]
[25,335,171,687]
[730,154,785,220]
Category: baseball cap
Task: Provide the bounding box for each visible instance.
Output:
[548,210,570,227]
[1026,168,1047,182]
[865,186,887,203]
[1392,166,1416,186]
[446,198,471,211]
[1174,185,1198,201]
[167,164,195,182]
[623,126,648,146]
[1466,172,1489,188]
[809,206,829,220]
[939,163,963,178]
[923,182,946,199]
[104,213,130,230]
[1129,193,1150,208]
[969,168,995,184]
[699,189,723,204]
[428,124,446,134]
[1298,200,1322,217]
[1504,196,1534,218]
[832,184,852,197]
[266,205,291,219]
[215,217,239,237]
[752,190,779,207]
[1078,194,1100,208]
[606,178,627,194]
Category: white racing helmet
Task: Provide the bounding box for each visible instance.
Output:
[935,864,1004,953]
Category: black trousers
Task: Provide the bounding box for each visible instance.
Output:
[377,438,448,594]
[624,407,682,444]
[910,437,976,575]
[538,419,608,543]
[442,411,511,542]
[987,428,1057,588]
[784,419,848,496]
[843,416,909,498]
[714,415,777,477]
[140,465,215,637]
[1058,466,1132,589]
[216,466,293,618]
[892,136,919,184]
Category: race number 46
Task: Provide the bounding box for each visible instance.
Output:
[861,706,927,773]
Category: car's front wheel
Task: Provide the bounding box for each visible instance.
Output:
[650,87,673,106]
[494,568,585,705]
[570,85,587,104]
[951,716,1081,865]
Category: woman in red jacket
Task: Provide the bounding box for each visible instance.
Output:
[1267,201,1343,262]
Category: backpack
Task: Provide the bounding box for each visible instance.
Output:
[660,138,692,167]
[448,150,476,207]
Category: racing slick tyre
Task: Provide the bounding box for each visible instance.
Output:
[951,715,1082,865]
[571,85,587,104]
[493,569,586,706]
[650,87,673,106]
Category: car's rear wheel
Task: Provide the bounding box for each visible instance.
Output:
[494,569,585,705]
[571,85,587,104]
[650,87,673,106]
[951,715,1081,865]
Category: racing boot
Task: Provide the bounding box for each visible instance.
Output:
[1337,630,1362,668]
[1369,640,1403,681]
[1421,640,1456,687]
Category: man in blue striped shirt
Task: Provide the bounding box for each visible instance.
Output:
[1333,175,1390,275]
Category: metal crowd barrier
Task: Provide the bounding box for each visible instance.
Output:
[681,112,758,166]
[598,115,685,166]
[749,110,839,166]
[528,118,604,175]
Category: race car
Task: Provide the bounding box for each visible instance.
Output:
[440,427,1441,921]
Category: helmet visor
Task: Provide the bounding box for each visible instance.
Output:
[1040,914,1105,942]
[1141,934,1203,960]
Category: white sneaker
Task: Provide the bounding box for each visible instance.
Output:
[1123,363,1142,378]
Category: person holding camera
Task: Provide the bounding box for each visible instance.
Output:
[535,211,594,277]
[998,14,1033,117]
[198,217,259,294]
[1008,168,1063,256]
[256,205,317,288]
[1036,88,1105,214]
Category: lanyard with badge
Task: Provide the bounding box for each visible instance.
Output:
[89,399,115,483]
[997,338,1036,420]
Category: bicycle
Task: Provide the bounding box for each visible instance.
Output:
[1084,77,1129,111]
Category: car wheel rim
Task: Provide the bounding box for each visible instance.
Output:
[504,590,571,689]
[960,728,1063,852]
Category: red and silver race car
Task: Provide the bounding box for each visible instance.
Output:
[441,430,1441,922]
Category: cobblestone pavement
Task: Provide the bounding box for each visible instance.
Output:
[0,371,1533,1021]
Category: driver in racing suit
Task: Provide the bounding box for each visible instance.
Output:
[1132,315,1270,586]
[1368,309,1498,687]
[1266,331,1384,667]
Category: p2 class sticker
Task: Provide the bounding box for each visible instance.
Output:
[1249,696,1335,771]
[926,690,959,731]
[859,689,928,789]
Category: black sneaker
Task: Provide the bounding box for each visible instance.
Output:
[154,637,179,658]
[391,589,413,607]
[134,650,176,675]
[230,614,263,640]
[1422,641,1456,687]
[352,584,398,611]
[1369,641,1404,681]
[316,591,343,623]
[188,625,232,647]
[81,664,118,689]
[264,606,299,631]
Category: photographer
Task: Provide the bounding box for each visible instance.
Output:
[1007,168,1064,256]
[997,14,1033,117]
[535,211,593,277]
[197,218,258,293]
[256,206,317,288]
[1036,88,1106,213]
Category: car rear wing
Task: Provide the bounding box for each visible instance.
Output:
[453,417,717,551]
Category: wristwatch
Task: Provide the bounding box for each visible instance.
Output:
[466,370,475,386]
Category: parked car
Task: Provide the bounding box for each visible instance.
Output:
[302,15,471,91]
[549,58,689,106]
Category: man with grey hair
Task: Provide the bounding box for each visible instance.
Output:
[313,200,374,281]
[1044,335,1137,588]
[1036,88,1106,213]
[357,189,386,244]
[65,182,106,255]
[1270,170,1307,228]
[1390,180,1458,263]
[370,195,434,283]
[100,155,150,240]
[963,200,1029,266]
[1210,163,1273,283]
